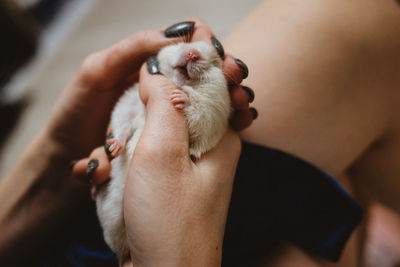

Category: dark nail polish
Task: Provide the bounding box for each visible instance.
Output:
[250,107,258,120]
[147,55,161,75]
[164,21,195,38]
[104,143,111,156]
[86,159,99,177]
[211,37,225,59]
[106,133,114,140]
[242,86,255,103]
[234,58,249,79]
[104,133,113,156]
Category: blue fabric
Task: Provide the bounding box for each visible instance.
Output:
[222,142,363,266]
[41,223,118,267]
[41,142,363,266]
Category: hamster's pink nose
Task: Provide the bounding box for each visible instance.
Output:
[186,50,200,62]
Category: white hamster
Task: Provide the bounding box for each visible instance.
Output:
[95,41,231,261]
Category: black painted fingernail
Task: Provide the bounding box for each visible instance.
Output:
[104,143,111,156]
[104,133,114,156]
[164,21,195,38]
[250,107,258,120]
[86,159,99,177]
[234,58,248,79]
[211,37,225,59]
[242,86,255,103]
[147,55,161,75]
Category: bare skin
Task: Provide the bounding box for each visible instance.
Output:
[223,0,400,265]
[77,1,400,265]
[0,20,254,266]
[3,0,399,265]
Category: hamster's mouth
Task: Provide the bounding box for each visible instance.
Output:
[175,65,190,79]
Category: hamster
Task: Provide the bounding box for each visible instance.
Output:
[95,41,231,261]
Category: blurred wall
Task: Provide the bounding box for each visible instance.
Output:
[0,0,261,176]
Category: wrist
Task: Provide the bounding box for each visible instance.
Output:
[130,217,224,267]
[0,130,90,262]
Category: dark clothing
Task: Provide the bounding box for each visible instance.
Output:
[42,142,363,267]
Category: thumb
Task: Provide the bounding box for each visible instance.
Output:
[135,63,190,161]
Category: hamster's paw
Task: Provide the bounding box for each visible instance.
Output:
[106,138,124,158]
[170,89,190,110]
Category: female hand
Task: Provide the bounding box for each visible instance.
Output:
[47,19,255,161]
[125,65,241,266]
[45,28,184,159]
[73,19,257,186]
[0,21,195,266]
[73,20,256,266]
[74,64,244,267]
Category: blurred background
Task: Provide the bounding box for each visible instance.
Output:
[1,1,400,266]
[0,0,260,176]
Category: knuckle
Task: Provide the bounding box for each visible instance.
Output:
[128,30,152,51]
[137,141,188,167]
[224,57,243,85]
[79,51,105,83]
[134,31,149,46]
[138,142,159,158]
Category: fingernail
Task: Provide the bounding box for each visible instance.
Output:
[211,37,225,59]
[104,143,111,156]
[147,55,161,75]
[164,21,195,38]
[106,133,114,140]
[242,86,255,103]
[250,107,258,120]
[86,159,99,177]
[234,58,249,79]
[69,160,78,170]
[104,133,113,156]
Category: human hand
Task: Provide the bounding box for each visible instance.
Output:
[46,19,255,163]
[73,19,257,185]
[126,64,243,266]
[43,27,187,161]
[74,65,243,266]
[72,20,256,265]
[1,28,181,264]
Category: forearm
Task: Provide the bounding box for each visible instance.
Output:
[0,130,90,264]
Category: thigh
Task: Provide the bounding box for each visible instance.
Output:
[224,0,400,177]
[223,0,400,265]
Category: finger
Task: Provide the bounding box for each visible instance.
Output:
[136,64,190,162]
[104,131,114,157]
[78,30,186,88]
[188,19,226,61]
[230,108,258,131]
[230,85,255,110]
[185,20,248,85]
[72,147,111,185]
[223,55,249,86]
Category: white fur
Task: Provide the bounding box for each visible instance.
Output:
[96,41,231,261]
